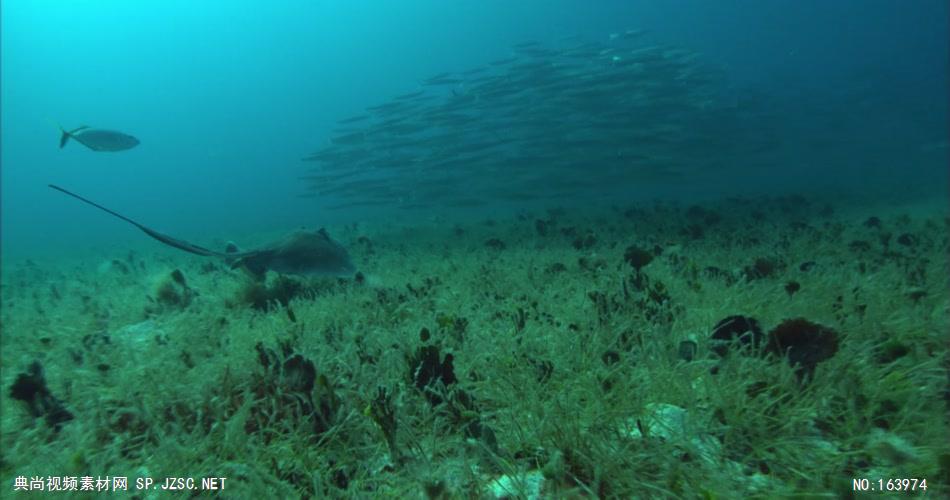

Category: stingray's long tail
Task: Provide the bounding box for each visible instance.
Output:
[49,184,145,228]
[48,184,225,258]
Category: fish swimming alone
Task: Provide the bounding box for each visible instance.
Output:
[59,126,140,152]
[48,184,356,278]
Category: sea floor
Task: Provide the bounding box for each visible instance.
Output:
[2,192,948,498]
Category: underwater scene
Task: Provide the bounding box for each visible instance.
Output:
[1,1,948,498]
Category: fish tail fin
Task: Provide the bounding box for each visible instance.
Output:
[59,127,71,149]
[58,125,89,149]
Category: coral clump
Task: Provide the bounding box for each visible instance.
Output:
[9,361,73,430]
[710,315,764,357]
[744,257,784,280]
[152,269,195,311]
[765,318,840,380]
[623,245,653,271]
[250,341,338,437]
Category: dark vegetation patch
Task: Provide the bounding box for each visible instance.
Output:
[4,193,946,497]
[9,361,73,430]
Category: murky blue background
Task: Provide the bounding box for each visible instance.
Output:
[2,0,946,259]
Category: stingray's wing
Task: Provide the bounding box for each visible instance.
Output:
[48,184,227,257]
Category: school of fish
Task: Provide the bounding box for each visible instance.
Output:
[301,32,779,210]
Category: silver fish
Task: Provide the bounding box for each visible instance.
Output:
[59,126,139,151]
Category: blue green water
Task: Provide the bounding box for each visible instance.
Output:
[2,2,949,496]
[2,0,947,255]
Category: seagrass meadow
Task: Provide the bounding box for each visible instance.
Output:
[3,1,949,498]
[2,191,947,498]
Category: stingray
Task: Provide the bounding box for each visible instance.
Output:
[48,184,356,278]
